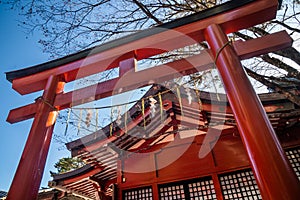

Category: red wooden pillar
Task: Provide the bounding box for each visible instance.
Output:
[212,174,224,200]
[6,75,65,200]
[204,24,300,200]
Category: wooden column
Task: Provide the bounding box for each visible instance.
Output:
[204,24,300,200]
[152,183,160,200]
[212,174,224,200]
[6,75,64,200]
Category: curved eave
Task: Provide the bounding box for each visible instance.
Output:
[66,88,297,155]
[65,88,228,151]
[50,164,115,199]
[51,164,95,182]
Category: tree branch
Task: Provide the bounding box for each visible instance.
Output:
[245,67,300,106]
[271,20,300,33]
[235,31,300,78]
[132,0,163,25]
[260,54,300,80]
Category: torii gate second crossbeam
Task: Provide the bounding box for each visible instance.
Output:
[5,0,300,199]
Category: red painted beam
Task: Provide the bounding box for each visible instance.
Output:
[11,0,278,95]
[205,24,300,200]
[7,31,292,124]
[7,51,212,123]
[233,30,292,60]
[7,103,37,124]
[55,53,212,109]
[54,31,291,110]
[6,76,65,200]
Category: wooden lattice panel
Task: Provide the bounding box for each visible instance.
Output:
[159,176,217,200]
[188,178,217,200]
[219,169,262,200]
[285,146,300,180]
[160,184,185,200]
[123,186,153,200]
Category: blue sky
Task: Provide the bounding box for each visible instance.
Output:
[0,3,145,192]
[0,4,70,191]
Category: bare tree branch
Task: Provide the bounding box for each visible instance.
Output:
[245,67,300,106]
[235,31,300,77]
[132,0,163,24]
[271,20,300,33]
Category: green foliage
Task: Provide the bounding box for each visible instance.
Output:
[54,157,85,174]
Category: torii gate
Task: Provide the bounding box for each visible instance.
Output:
[5,0,300,199]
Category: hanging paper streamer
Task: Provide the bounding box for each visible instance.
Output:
[184,85,193,105]
[95,109,99,131]
[158,92,163,121]
[142,98,146,129]
[176,87,184,116]
[64,109,71,135]
[85,109,92,127]
[209,69,221,101]
[149,97,157,117]
[124,104,128,133]
[116,106,122,126]
[77,109,83,135]
[193,79,203,111]
[110,123,113,136]
[110,107,114,136]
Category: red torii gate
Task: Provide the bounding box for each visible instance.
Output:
[5,0,300,199]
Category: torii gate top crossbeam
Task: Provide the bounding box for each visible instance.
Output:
[6,0,277,95]
[6,0,255,84]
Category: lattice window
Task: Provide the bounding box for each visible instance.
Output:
[159,176,217,200]
[285,147,300,180]
[160,184,186,200]
[123,186,153,200]
[188,178,217,200]
[219,169,262,200]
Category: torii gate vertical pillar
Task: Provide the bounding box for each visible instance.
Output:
[205,24,300,200]
[6,75,65,200]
